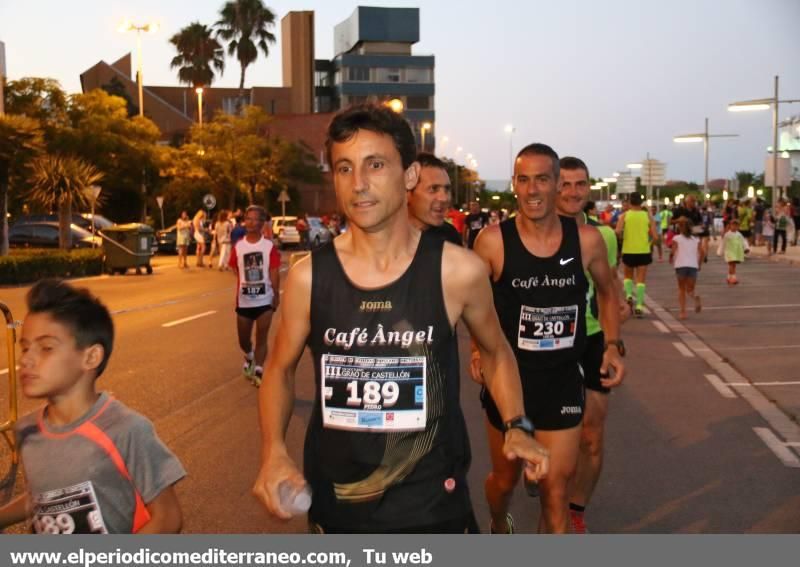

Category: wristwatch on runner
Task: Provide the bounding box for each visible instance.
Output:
[504,415,535,437]
[604,339,626,357]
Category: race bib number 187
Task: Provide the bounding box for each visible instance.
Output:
[321,354,426,432]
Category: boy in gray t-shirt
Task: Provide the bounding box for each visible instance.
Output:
[0,279,185,533]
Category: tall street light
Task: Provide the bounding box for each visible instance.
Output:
[421,122,432,152]
[118,20,159,118]
[196,87,204,127]
[504,124,515,189]
[729,75,800,207]
[674,117,737,197]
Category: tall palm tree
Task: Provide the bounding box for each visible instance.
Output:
[215,0,277,99]
[27,155,103,249]
[170,22,226,89]
[0,114,44,255]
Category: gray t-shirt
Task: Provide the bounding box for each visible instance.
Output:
[15,392,186,534]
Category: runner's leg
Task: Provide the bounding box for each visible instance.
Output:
[536,426,582,533]
[570,390,609,508]
[484,417,523,533]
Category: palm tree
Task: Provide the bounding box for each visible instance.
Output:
[215,0,277,99]
[27,155,103,249]
[0,114,44,255]
[170,22,226,90]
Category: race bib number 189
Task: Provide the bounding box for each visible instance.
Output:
[518,304,578,351]
[321,354,426,432]
[32,481,108,534]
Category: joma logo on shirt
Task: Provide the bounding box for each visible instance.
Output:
[360,300,393,312]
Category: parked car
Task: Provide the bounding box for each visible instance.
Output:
[307,216,332,248]
[8,222,101,249]
[272,216,300,249]
[14,213,115,234]
[155,223,212,254]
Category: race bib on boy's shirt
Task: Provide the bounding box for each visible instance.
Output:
[32,481,108,534]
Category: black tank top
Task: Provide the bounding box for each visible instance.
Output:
[493,215,588,370]
[306,230,471,532]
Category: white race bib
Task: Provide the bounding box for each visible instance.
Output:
[32,481,108,534]
[321,354,427,432]
[518,305,579,351]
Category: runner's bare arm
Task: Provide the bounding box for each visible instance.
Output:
[580,225,625,387]
[138,485,183,534]
[466,226,504,383]
[253,257,312,520]
[0,494,29,528]
[270,266,280,310]
[615,212,625,237]
[444,244,549,479]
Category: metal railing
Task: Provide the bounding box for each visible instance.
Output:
[0,302,19,467]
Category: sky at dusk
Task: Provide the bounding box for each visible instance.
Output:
[1,0,799,184]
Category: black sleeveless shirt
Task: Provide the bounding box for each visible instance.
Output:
[493,215,588,370]
[306,230,471,532]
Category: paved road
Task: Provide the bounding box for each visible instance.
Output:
[0,249,798,533]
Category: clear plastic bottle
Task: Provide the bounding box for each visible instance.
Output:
[278,481,312,516]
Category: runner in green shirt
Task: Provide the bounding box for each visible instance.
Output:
[616,192,658,317]
[557,156,627,534]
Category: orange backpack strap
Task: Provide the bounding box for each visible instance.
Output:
[75,421,151,533]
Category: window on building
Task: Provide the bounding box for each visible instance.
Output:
[375,68,401,83]
[347,67,370,82]
[406,96,431,110]
[345,95,369,107]
[222,96,247,115]
[405,68,432,83]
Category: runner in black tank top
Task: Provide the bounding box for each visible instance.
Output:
[305,231,473,532]
[482,215,588,431]
[253,104,549,534]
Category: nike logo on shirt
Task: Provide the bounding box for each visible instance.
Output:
[560,258,575,266]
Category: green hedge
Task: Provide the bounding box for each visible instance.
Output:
[0,249,104,285]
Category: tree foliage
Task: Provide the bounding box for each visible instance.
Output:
[27,154,103,249]
[215,0,277,94]
[170,22,226,88]
[0,114,45,255]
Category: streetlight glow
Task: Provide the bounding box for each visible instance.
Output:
[385,98,404,113]
[602,177,617,183]
[627,163,643,169]
[674,135,705,143]
[118,19,159,118]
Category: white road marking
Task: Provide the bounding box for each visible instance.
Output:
[753,427,800,468]
[718,344,800,351]
[701,303,800,311]
[704,374,737,398]
[672,341,694,358]
[726,381,800,387]
[652,321,670,334]
[162,310,217,328]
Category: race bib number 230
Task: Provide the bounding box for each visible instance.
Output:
[518,304,578,351]
[321,354,426,432]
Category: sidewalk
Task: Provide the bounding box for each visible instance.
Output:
[747,240,800,266]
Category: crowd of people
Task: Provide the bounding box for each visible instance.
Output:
[2,102,795,535]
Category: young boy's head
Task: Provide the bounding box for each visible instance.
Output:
[20,279,114,399]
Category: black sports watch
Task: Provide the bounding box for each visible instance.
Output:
[504,415,535,436]
[604,339,626,357]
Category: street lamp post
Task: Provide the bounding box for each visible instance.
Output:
[89,185,102,246]
[156,196,165,229]
[504,124,515,189]
[729,75,800,208]
[421,122,432,152]
[674,117,737,197]
[118,20,159,118]
[195,87,204,126]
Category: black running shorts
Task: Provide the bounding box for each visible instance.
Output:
[235,305,273,320]
[622,252,653,267]
[582,332,609,394]
[481,362,585,431]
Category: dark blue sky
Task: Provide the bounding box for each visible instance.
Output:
[2,0,798,183]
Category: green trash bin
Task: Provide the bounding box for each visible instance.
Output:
[101,223,155,275]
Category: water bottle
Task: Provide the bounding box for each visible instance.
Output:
[278,481,312,516]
